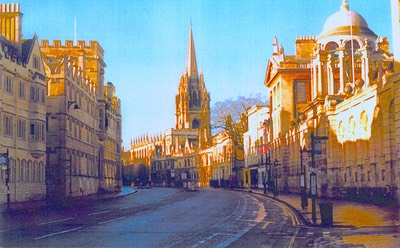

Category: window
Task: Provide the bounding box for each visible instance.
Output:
[30,123,35,140]
[33,55,41,70]
[4,75,12,94]
[29,122,45,141]
[295,81,307,102]
[381,170,385,181]
[41,89,45,103]
[4,115,13,136]
[17,119,26,139]
[30,86,36,101]
[19,81,26,99]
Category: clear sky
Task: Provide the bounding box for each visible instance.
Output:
[18,0,393,148]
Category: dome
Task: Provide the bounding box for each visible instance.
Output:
[319,1,376,39]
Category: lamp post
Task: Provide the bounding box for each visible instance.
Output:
[66,156,72,197]
[274,158,280,197]
[266,150,271,194]
[1,149,10,210]
[300,147,309,209]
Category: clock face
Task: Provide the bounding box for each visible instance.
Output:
[0,156,6,165]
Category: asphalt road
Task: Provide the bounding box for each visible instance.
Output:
[0,188,311,247]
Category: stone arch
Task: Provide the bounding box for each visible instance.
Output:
[16,159,20,182]
[192,119,200,129]
[27,160,32,182]
[21,159,26,182]
[325,41,339,52]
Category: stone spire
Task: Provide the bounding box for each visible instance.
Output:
[186,25,198,78]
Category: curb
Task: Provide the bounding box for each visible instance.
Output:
[1,189,138,214]
[239,189,354,229]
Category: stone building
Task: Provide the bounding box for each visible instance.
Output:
[0,3,47,203]
[264,0,399,202]
[40,39,122,200]
[243,105,269,188]
[128,26,211,187]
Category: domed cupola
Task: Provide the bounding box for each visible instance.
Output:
[318,0,377,43]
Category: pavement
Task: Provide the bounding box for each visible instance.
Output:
[0,187,137,214]
[244,188,399,229]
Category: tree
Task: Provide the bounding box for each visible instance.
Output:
[211,93,268,160]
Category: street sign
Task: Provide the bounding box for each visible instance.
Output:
[300,174,305,187]
[310,173,317,195]
[301,152,309,166]
[314,140,322,158]
[0,152,8,170]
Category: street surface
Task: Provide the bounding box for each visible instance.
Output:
[0,187,398,247]
[1,187,311,247]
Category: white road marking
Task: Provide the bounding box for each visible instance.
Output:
[98,217,126,225]
[88,210,111,216]
[38,217,74,226]
[34,227,82,240]
[262,221,274,229]
[0,229,6,233]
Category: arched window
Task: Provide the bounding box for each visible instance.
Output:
[192,119,200,129]
[192,91,198,106]
[325,41,339,54]
[16,159,20,182]
[33,162,37,182]
[21,160,26,182]
[27,160,32,182]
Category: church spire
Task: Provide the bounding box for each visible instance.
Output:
[186,24,198,78]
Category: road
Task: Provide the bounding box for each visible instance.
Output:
[0,187,314,247]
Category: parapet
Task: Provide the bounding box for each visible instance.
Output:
[296,35,316,42]
[40,39,104,54]
[0,3,20,13]
[295,35,317,59]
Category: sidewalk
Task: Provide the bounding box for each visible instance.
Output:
[1,187,137,214]
[247,188,399,228]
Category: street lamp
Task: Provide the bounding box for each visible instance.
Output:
[0,149,10,210]
[274,158,280,197]
[266,150,272,194]
[300,147,309,209]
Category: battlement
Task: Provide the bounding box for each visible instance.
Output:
[0,3,20,13]
[40,39,104,54]
[296,35,316,41]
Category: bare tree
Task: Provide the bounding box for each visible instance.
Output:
[211,93,268,159]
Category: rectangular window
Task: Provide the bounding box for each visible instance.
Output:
[4,75,12,94]
[295,81,307,102]
[33,55,41,70]
[30,123,35,140]
[4,115,13,136]
[355,172,358,182]
[17,119,26,139]
[30,86,36,101]
[41,124,45,141]
[367,171,371,182]
[41,89,45,104]
[19,81,26,99]
[381,170,385,181]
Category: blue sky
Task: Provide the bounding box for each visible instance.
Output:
[18,0,393,148]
